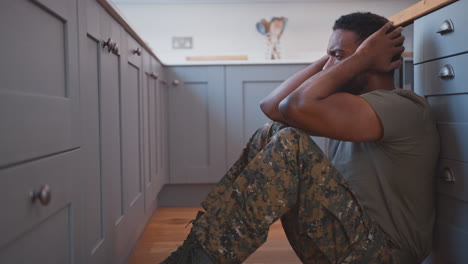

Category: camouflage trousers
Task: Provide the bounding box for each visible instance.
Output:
[192,122,401,264]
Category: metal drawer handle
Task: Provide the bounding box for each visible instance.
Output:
[133,48,142,56]
[442,167,455,182]
[150,72,159,80]
[30,184,52,206]
[438,64,455,80]
[103,38,116,53]
[436,19,454,35]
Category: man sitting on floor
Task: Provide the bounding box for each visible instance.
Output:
[161,12,439,264]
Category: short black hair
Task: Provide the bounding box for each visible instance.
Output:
[333,12,392,43]
[333,12,401,62]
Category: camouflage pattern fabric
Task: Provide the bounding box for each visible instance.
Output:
[192,122,402,264]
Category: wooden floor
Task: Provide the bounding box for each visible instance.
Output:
[128,207,302,264]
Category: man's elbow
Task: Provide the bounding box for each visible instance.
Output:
[259,99,269,115]
[279,97,299,123]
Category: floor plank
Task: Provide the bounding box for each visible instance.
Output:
[128,207,301,264]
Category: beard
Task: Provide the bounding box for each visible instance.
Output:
[337,73,369,95]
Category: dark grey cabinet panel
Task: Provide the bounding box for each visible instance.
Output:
[0,151,77,263]
[2,0,166,263]
[0,0,80,167]
[414,3,468,262]
[153,59,167,192]
[225,65,308,166]
[0,206,71,264]
[414,0,468,64]
[144,55,166,211]
[80,2,123,263]
[430,194,468,263]
[414,53,468,96]
[80,2,147,263]
[80,32,107,263]
[167,66,226,183]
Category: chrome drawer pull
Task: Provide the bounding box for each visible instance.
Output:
[442,167,455,182]
[438,64,455,80]
[30,184,52,206]
[436,19,454,35]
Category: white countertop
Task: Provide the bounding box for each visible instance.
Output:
[163,58,315,66]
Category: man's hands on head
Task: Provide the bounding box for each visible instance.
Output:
[262,22,403,142]
[259,55,329,122]
[356,22,405,73]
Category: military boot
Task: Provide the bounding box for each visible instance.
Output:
[160,211,215,264]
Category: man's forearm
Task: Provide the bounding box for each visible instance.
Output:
[289,53,369,104]
[259,56,329,122]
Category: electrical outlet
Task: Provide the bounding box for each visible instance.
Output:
[172,37,193,49]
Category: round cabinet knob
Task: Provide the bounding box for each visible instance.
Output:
[133,48,142,56]
[436,19,454,35]
[30,184,52,206]
[150,72,159,80]
[103,38,116,53]
[112,44,120,56]
[172,80,181,86]
[443,167,455,182]
[438,64,455,80]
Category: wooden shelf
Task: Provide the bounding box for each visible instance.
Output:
[389,0,457,26]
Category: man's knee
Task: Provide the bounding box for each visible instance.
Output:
[273,127,323,153]
[276,126,309,139]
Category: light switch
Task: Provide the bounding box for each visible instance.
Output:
[172,37,193,49]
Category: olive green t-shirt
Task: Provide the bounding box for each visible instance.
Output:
[328,89,439,261]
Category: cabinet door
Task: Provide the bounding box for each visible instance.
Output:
[117,30,146,261]
[80,2,124,263]
[153,59,167,192]
[0,0,80,167]
[225,65,308,165]
[143,50,155,212]
[167,66,226,183]
[0,151,78,264]
[145,56,165,211]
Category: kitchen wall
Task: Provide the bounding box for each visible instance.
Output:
[114,0,416,64]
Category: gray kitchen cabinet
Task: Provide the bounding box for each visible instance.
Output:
[0,0,80,167]
[167,66,226,183]
[79,0,158,263]
[0,0,80,263]
[2,0,169,263]
[143,50,157,212]
[225,65,309,166]
[155,60,169,191]
[117,29,146,263]
[414,1,468,263]
[142,49,167,214]
[145,56,167,210]
[0,151,79,264]
[80,1,124,262]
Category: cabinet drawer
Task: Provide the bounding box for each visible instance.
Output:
[436,159,468,202]
[0,0,80,167]
[427,94,468,123]
[433,213,468,263]
[414,0,468,63]
[437,123,468,162]
[414,53,468,96]
[426,95,468,163]
[0,206,71,264]
[0,151,75,251]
